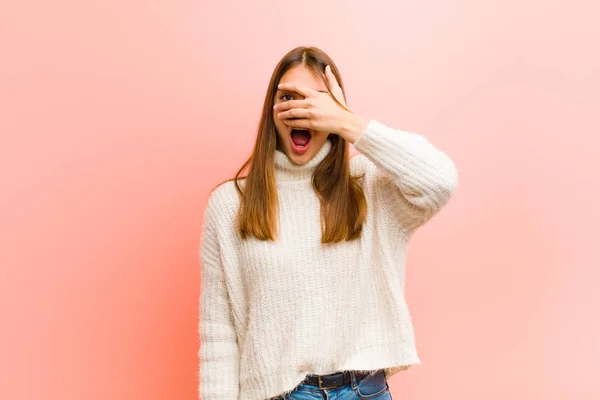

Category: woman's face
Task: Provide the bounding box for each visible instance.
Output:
[273,64,330,165]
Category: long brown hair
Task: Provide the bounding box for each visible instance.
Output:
[215,46,367,243]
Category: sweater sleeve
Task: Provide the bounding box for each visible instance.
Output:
[352,119,459,236]
[198,194,240,400]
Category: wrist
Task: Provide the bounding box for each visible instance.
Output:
[339,112,369,144]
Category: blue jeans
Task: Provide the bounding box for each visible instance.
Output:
[284,370,392,399]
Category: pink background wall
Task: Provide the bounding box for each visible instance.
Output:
[1,1,599,399]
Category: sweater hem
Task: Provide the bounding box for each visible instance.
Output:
[240,341,420,400]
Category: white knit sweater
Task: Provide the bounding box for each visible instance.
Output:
[198,120,458,400]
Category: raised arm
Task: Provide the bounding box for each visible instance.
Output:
[352,119,459,235]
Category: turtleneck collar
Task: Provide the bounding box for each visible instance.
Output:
[274,139,333,182]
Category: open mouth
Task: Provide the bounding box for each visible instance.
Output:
[290,128,312,152]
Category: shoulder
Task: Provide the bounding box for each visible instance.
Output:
[349,151,397,201]
[350,152,375,177]
[204,179,243,224]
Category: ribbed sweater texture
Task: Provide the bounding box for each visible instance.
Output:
[199,120,459,400]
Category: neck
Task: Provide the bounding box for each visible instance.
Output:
[274,139,333,182]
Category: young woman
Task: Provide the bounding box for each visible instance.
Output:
[199,46,458,400]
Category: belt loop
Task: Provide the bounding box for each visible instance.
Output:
[349,371,358,390]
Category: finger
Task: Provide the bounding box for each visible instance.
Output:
[283,118,313,129]
[325,65,347,107]
[278,83,317,97]
[273,99,310,111]
[277,108,311,120]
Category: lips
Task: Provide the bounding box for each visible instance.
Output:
[290,128,311,153]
